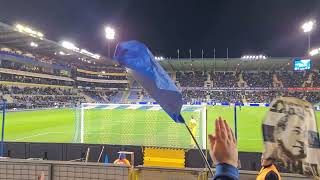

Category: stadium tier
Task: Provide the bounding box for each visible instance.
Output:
[1,47,320,108]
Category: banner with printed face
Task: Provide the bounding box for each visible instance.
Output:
[262,97,320,178]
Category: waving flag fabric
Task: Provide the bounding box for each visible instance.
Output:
[114,40,184,123]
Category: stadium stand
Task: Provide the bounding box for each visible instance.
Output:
[81,90,116,103]
[242,72,273,88]
[276,71,305,88]
[313,72,320,87]
[176,71,207,87]
[211,72,239,88]
[1,34,320,108]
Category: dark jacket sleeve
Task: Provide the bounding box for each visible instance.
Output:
[265,171,279,180]
[213,163,239,180]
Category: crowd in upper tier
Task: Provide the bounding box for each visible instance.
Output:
[181,90,320,104]
[176,71,319,88]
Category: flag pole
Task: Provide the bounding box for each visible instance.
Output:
[184,122,214,177]
[234,104,238,140]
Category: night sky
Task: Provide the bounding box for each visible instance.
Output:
[0,0,320,58]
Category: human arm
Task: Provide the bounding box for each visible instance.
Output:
[208,117,239,180]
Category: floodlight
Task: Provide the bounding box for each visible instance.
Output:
[309,48,320,56]
[80,49,90,54]
[59,51,66,55]
[302,20,315,33]
[105,26,115,40]
[61,41,79,51]
[15,24,23,31]
[14,24,44,39]
[24,27,32,34]
[37,32,44,38]
[30,42,38,47]
[93,54,101,60]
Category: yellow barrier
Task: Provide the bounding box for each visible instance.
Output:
[143,147,185,168]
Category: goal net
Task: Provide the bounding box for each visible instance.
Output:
[73,103,207,149]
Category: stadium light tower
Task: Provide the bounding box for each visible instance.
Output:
[105,26,115,58]
[301,20,315,50]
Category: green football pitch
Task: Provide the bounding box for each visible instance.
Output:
[1,106,319,152]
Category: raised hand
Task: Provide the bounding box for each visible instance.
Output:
[208,117,238,167]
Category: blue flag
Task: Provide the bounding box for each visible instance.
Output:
[114,40,184,123]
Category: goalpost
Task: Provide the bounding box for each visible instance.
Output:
[74,103,207,149]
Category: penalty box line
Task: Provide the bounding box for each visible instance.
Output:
[13,132,64,141]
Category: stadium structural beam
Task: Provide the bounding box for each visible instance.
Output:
[0,100,7,157]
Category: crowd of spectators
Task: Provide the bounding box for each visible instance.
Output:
[176,71,207,87]
[180,89,320,104]
[243,72,273,88]
[182,90,207,102]
[81,90,116,103]
[0,85,84,109]
[0,73,74,86]
[245,91,279,103]
[0,84,125,109]
[211,72,239,88]
[275,71,306,88]
[0,49,55,65]
[209,91,243,103]
[0,86,76,95]
[182,90,244,103]
[12,95,85,109]
[175,71,320,88]
[0,59,67,77]
[313,73,320,87]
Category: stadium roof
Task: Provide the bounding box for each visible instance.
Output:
[0,22,115,66]
[159,58,319,71]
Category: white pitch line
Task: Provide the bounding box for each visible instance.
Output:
[13,132,64,141]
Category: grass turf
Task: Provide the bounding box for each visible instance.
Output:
[1,106,319,152]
